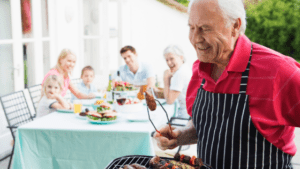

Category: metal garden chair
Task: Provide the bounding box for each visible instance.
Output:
[0,91,34,169]
[27,84,42,117]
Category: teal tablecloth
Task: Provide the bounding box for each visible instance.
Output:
[12,100,174,169]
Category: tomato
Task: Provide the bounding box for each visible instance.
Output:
[180,154,185,162]
[190,156,196,165]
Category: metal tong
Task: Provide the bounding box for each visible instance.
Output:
[144,89,172,136]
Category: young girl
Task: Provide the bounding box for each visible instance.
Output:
[41,48,95,99]
[37,75,72,118]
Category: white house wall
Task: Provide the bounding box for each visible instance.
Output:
[121,0,196,85]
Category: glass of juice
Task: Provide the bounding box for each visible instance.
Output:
[73,100,82,114]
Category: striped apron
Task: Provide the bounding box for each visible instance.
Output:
[192,45,293,169]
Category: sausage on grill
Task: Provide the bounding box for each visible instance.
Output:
[130,163,146,169]
[150,155,161,166]
[123,165,135,169]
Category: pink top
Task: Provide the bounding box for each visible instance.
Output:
[186,35,300,156]
[42,69,70,97]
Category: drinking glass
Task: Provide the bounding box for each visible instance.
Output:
[73,100,82,114]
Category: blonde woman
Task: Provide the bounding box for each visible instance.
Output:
[41,49,95,100]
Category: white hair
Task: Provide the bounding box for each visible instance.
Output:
[163,45,186,63]
[188,0,246,34]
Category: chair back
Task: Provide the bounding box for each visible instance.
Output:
[27,84,42,112]
[0,91,34,139]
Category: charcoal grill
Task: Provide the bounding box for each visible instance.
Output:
[105,155,213,169]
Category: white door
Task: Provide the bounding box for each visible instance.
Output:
[0,0,24,96]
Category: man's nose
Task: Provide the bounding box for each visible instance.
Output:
[191,30,205,43]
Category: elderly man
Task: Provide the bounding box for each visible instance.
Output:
[154,0,300,168]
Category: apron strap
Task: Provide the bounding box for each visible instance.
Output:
[239,44,253,94]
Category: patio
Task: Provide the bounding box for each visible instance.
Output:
[1,0,300,168]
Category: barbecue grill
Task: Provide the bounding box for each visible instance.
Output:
[105,155,213,169]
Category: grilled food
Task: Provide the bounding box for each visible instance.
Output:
[145,91,156,111]
[149,153,203,169]
[137,85,147,100]
[119,163,146,169]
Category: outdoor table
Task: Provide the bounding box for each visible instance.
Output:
[11,99,175,169]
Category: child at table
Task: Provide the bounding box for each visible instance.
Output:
[71,66,97,102]
[37,75,72,118]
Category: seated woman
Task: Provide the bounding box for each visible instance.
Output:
[112,46,155,89]
[41,49,95,100]
[162,45,192,118]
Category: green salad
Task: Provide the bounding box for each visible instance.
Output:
[107,101,114,104]
[87,115,117,121]
[97,106,110,112]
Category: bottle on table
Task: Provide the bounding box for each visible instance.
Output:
[106,74,113,101]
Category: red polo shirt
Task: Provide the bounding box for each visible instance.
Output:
[186,35,300,156]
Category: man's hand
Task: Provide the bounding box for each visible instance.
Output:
[153,125,181,150]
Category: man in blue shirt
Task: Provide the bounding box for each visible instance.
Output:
[112,46,155,89]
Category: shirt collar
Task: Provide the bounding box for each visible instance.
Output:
[125,60,142,74]
[198,34,252,76]
[227,34,252,72]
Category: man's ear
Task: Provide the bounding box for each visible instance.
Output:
[232,18,241,37]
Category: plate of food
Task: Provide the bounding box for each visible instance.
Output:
[114,98,143,113]
[86,102,118,124]
[75,109,90,120]
[114,81,139,92]
[56,109,73,113]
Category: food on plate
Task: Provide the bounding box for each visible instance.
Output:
[87,103,117,121]
[96,102,112,112]
[145,91,156,111]
[149,153,203,169]
[107,100,114,104]
[137,85,147,100]
[94,100,104,105]
[154,87,165,99]
[79,108,90,116]
[116,98,141,106]
[114,81,138,91]
[79,112,87,116]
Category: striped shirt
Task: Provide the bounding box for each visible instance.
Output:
[186,35,300,156]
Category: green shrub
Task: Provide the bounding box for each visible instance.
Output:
[245,0,300,60]
[175,0,189,7]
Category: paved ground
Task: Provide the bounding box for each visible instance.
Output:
[0,156,10,169]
